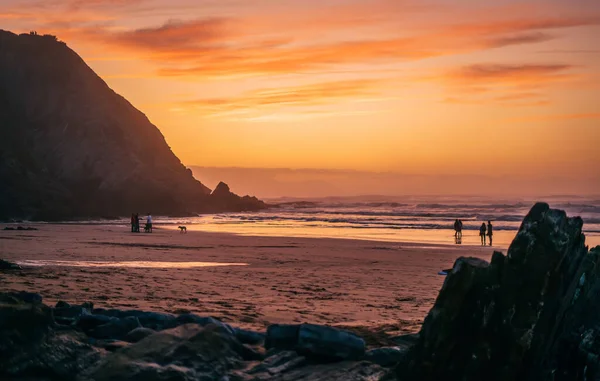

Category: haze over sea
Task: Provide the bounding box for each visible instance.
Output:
[56,196,600,249]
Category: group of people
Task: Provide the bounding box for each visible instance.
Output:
[453,219,493,246]
[130,213,153,233]
[480,221,493,246]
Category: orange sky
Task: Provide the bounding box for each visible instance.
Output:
[2,0,600,181]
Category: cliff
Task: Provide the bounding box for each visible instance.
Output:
[0,30,265,220]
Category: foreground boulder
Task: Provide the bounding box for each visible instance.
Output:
[0,293,101,380]
[400,203,593,381]
[266,323,366,361]
[83,323,261,381]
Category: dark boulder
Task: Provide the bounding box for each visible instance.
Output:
[84,323,261,381]
[296,324,366,361]
[266,324,301,351]
[0,292,101,380]
[401,202,591,381]
[88,316,142,340]
[92,308,176,330]
[175,313,233,333]
[0,291,42,304]
[124,327,156,343]
[365,347,407,367]
[235,327,266,345]
[77,314,118,332]
[265,323,366,362]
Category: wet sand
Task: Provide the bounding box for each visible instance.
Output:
[0,224,495,338]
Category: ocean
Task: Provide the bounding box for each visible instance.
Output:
[152,196,600,249]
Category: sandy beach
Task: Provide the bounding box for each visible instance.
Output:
[0,224,495,340]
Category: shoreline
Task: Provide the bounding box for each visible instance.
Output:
[0,224,494,335]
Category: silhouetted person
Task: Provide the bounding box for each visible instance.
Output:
[487,220,493,246]
[135,213,140,232]
[479,223,487,245]
[130,213,135,233]
[145,213,153,233]
[453,219,459,238]
[457,219,463,238]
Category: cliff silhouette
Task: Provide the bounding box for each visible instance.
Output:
[0,30,265,220]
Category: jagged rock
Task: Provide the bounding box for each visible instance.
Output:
[265,323,366,362]
[365,347,407,367]
[401,202,590,381]
[0,259,21,270]
[88,316,142,340]
[548,245,600,380]
[0,30,265,220]
[124,327,156,343]
[209,181,267,212]
[83,323,261,381]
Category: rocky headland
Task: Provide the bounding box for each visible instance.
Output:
[0,30,265,220]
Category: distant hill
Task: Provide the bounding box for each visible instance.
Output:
[0,30,264,220]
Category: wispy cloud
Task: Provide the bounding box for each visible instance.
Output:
[173,79,383,119]
[437,63,575,105]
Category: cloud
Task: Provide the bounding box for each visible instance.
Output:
[5,1,600,81]
[107,18,232,51]
[450,64,573,83]
[484,32,556,48]
[174,79,382,119]
[438,63,575,106]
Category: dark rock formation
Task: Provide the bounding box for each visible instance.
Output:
[88,316,142,340]
[0,292,101,380]
[83,323,262,381]
[0,30,265,220]
[209,181,266,213]
[0,259,21,270]
[400,202,595,381]
[266,323,366,361]
[365,347,407,367]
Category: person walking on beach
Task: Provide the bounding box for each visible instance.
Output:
[457,219,463,239]
[487,220,493,246]
[146,213,153,233]
[130,213,135,233]
[479,222,487,246]
[453,219,459,238]
[135,213,140,232]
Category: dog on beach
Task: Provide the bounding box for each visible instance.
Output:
[178,226,187,233]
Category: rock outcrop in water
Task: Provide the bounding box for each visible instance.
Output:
[0,30,265,220]
[399,202,600,381]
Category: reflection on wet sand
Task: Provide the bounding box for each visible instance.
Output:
[16,260,248,268]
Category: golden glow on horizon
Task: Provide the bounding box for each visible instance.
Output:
[2,0,599,179]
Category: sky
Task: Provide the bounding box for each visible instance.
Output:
[2,0,600,193]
